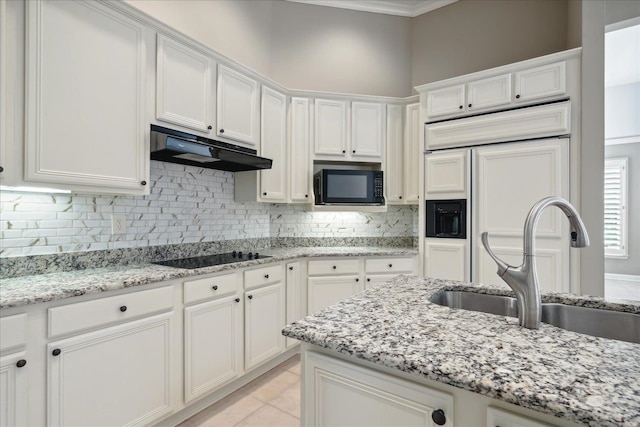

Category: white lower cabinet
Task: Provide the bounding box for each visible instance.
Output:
[487,406,553,427]
[184,295,242,403]
[425,239,468,282]
[285,262,302,348]
[244,282,285,371]
[303,350,454,427]
[47,313,175,426]
[307,276,360,314]
[0,352,28,427]
[365,274,401,290]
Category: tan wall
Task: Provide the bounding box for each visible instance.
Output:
[269,1,412,97]
[125,0,274,77]
[411,0,569,89]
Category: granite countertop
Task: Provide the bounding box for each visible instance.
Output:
[0,246,417,309]
[283,275,640,427]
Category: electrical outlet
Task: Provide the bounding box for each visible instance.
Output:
[111,214,127,235]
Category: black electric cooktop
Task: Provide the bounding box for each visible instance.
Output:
[153,251,271,269]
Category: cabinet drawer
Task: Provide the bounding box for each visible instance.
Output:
[244,264,282,290]
[0,313,27,352]
[366,257,414,274]
[184,272,238,305]
[308,259,360,276]
[48,286,174,338]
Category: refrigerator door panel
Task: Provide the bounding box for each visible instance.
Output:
[471,138,571,293]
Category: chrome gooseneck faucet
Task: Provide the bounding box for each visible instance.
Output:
[481,197,590,329]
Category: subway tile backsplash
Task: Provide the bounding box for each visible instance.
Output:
[1,161,417,258]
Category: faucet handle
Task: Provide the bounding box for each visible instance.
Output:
[481,232,510,276]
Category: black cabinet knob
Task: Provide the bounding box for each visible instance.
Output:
[140,181,147,186]
[235,298,240,303]
[355,278,359,282]
[399,196,402,199]
[52,349,61,356]
[468,103,472,108]
[367,278,371,282]
[263,192,267,196]
[516,94,521,99]
[388,264,393,268]
[212,285,218,290]
[120,306,127,312]
[207,125,212,130]
[289,266,294,270]
[458,105,463,109]
[248,295,253,300]
[220,129,225,133]
[332,266,337,269]
[431,409,446,426]
[16,359,27,368]
[0,166,4,173]
[342,150,346,153]
[352,150,356,153]
[305,194,308,198]
[264,274,269,279]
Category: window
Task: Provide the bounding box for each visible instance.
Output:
[604,157,628,258]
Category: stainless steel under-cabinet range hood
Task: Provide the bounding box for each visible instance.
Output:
[150,125,272,172]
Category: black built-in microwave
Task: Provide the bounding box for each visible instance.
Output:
[314,169,384,205]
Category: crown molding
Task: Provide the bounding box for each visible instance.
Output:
[286,0,457,18]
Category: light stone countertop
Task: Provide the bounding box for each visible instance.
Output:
[0,246,417,309]
[282,275,640,427]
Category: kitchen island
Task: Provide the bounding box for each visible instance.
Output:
[282,275,640,427]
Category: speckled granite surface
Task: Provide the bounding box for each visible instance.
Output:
[282,275,640,427]
[0,246,417,309]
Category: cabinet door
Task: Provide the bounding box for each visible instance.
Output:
[290,97,311,202]
[473,139,570,292]
[404,103,420,204]
[0,352,27,427]
[365,274,400,290]
[25,0,149,194]
[156,34,214,133]
[426,85,465,117]
[48,313,174,426]
[184,295,242,403]
[259,86,287,201]
[286,262,302,348]
[307,276,360,314]
[467,74,511,111]
[425,150,468,200]
[486,406,552,427]
[304,351,454,427]
[351,102,384,160]
[244,283,285,371]
[514,62,566,103]
[216,64,259,146]
[425,239,468,282]
[385,104,404,204]
[314,99,348,157]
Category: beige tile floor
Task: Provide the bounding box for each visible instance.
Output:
[178,355,301,427]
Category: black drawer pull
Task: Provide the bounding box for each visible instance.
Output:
[388,264,393,268]
[220,128,225,133]
[235,298,240,303]
[16,359,27,368]
[289,266,293,270]
[207,125,212,130]
[332,265,337,270]
[264,274,269,279]
[120,306,127,312]
[52,349,61,356]
[212,285,218,291]
[367,278,371,282]
[431,409,446,426]
[248,295,253,300]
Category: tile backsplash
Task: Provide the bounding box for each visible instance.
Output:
[1,161,418,258]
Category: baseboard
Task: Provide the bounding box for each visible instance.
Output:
[605,273,640,283]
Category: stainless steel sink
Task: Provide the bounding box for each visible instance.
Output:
[431,291,640,344]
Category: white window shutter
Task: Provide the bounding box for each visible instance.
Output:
[604,157,628,258]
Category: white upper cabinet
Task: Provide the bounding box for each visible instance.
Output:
[216,64,260,147]
[156,34,215,133]
[259,86,287,202]
[290,97,311,202]
[351,102,384,159]
[467,74,511,111]
[314,98,348,157]
[403,103,420,204]
[24,0,151,194]
[385,104,404,204]
[426,85,465,117]
[514,62,566,103]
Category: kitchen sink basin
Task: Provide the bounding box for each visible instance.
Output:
[431,290,640,344]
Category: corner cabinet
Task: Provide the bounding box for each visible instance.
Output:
[24,0,151,195]
[156,34,215,134]
[216,64,260,147]
[259,86,288,201]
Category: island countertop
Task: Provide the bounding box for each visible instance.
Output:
[282,275,640,427]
